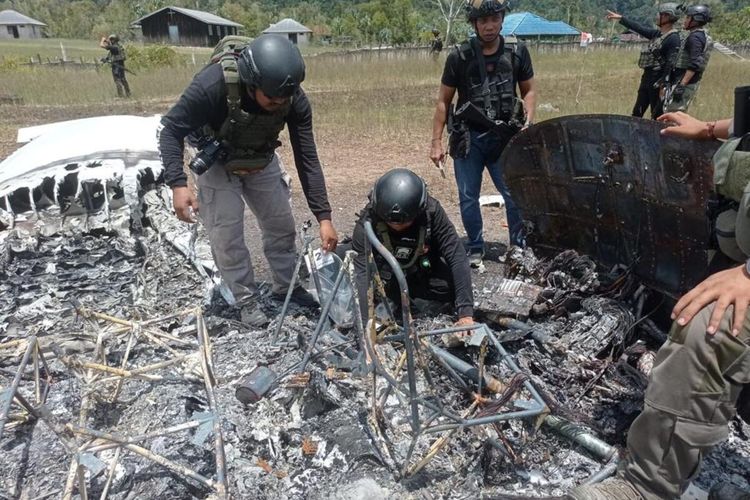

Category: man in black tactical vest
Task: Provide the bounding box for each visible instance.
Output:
[664,4,713,113]
[99,34,130,98]
[606,4,681,119]
[430,0,536,267]
[347,169,475,330]
[158,35,338,327]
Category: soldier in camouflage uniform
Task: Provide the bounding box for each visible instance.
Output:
[664,5,713,113]
[606,4,681,119]
[100,34,130,98]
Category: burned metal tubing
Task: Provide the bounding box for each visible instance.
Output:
[544,414,617,461]
[272,222,314,345]
[426,343,504,393]
[298,252,352,372]
[365,220,421,434]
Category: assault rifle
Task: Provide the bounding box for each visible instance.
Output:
[99,56,137,76]
[453,101,519,137]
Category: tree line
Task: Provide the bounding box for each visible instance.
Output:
[1,0,747,44]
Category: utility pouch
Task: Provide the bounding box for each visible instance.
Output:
[448,122,471,160]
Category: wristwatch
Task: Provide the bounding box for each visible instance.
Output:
[745,257,750,276]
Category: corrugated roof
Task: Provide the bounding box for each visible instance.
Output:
[0,9,47,26]
[132,6,242,27]
[263,18,312,34]
[502,12,579,37]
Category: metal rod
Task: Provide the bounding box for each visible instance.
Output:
[299,253,351,372]
[426,343,505,393]
[365,220,420,434]
[584,454,620,485]
[272,225,313,345]
[0,336,37,441]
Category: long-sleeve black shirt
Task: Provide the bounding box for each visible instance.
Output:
[351,196,474,320]
[673,30,708,84]
[619,16,680,80]
[158,63,332,221]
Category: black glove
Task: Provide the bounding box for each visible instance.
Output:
[672,84,686,101]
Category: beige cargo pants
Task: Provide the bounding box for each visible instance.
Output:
[622,304,750,499]
[196,154,297,304]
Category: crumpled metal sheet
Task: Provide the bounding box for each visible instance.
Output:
[0,115,163,217]
[502,114,719,297]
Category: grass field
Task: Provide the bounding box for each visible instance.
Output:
[1,39,745,130]
[0,37,747,249]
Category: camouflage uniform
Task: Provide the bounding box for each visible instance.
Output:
[103,40,130,98]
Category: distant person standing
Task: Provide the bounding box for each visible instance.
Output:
[430,0,536,264]
[606,3,681,119]
[430,29,444,56]
[664,4,713,113]
[100,34,131,98]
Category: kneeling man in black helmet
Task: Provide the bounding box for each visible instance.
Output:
[349,168,475,329]
[158,35,338,327]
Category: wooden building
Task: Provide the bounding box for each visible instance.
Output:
[132,6,242,47]
[0,9,46,40]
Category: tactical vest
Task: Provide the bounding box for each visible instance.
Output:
[205,55,290,173]
[714,136,750,203]
[675,28,713,72]
[457,39,523,124]
[637,29,678,70]
[376,222,429,272]
[110,43,126,63]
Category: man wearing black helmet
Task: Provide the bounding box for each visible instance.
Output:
[349,168,474,328]
[99,34,130,98]
[158,34,338,327]
[606,4,681,119]
[430,0,536,266]
[664,4,713,112]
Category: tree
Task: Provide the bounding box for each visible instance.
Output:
[432,0,462,45]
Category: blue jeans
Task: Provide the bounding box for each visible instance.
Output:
[453,130,524,250]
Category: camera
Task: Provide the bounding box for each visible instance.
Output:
[189,138,227,175]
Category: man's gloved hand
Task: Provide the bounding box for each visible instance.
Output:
[672,84,686,102]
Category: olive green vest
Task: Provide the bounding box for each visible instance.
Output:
[637,29,678,69]
[715,136,750,202]
[207,56,290,173]
[675,28,713,72]
[376,222,428,271]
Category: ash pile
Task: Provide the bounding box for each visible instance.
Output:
[1,116,748,500]
[3,204,749,500]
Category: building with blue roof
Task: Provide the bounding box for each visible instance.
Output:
[502,12,580,41]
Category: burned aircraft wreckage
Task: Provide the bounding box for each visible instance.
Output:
[1,115,749,499]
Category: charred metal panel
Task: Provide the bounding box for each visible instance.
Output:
[502,115,719,296]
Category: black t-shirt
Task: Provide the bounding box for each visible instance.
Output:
[158,63,332,220]
[680,30,708,84]
[441,37,534,108]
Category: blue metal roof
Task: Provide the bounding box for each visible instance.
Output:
[502,12,579,37]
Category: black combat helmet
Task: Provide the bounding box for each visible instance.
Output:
[238,35,305,98]
[685,4,712,25]
[658,3,682,23]
[108,34,119,43]
[465,0,510,22]
[371,169,428,224]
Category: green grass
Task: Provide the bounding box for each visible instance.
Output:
[0,39,746,136]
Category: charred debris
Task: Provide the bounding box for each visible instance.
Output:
[1,116,749,499]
